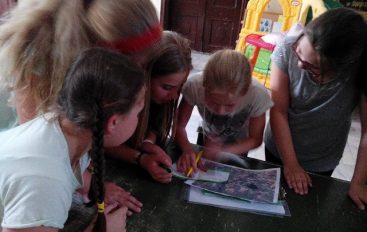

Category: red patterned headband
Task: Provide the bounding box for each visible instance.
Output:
[100,24,162,53]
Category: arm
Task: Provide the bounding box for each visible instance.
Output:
[84,203,128,232]
[138,136,173,184]
[221,114,265,155]
[174,98,200,174]
[349,95,367,210]
[269,63,311,195]
[78,166,142,215]
[106,136,172,184]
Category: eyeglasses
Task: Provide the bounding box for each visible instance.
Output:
[292,34,321,78]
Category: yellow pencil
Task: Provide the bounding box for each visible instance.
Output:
[186,151,203,177]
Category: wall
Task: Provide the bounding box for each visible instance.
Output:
[151,0,161,19]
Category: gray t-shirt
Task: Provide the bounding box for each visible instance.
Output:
[264,36,359,172]
[183,73,273,143]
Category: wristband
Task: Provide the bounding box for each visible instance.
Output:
[142,139,154,144]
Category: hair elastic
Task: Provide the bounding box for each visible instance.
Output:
[100,24,162,53]
[97,202,105,213]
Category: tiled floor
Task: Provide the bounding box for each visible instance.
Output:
[186,51,359,181]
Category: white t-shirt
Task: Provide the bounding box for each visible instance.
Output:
[182,73,273,143]
[0,114,90,229]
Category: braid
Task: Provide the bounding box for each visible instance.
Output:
[88,103,107,232]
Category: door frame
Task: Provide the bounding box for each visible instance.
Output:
[161,0,247,42]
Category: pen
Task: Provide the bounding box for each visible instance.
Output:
[186,151,203,177]
[159,163,172,173]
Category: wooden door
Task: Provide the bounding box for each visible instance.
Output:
[163,0,247,52]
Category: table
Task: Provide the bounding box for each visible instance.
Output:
[63,144,367,232]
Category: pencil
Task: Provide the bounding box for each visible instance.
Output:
[186,151,203,177]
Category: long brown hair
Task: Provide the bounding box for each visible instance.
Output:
[57,48,146,232]
[130,31,192,148]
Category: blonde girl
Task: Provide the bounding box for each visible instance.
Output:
[175,49,273,175]
[0,0,160,127]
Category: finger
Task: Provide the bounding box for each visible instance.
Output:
[160,155,172,167]
[190,154,198,171]
[121,200,142,213]
[306,173,313,187]
[352,196,366,210]
[285,174,294,189]
[127,210,133,216]
[105,202,119,214]
[120,206,128,215]
[154,173,172,183]
[293,176,303,194]
[124,194,143,207]
[299,178,308,195]
[154,171,172,181]
[177,157,184,172]
[198,160,208,172]
[184,157,193,175]
[115,195,142,213]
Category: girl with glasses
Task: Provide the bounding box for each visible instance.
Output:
[264,8,367,210]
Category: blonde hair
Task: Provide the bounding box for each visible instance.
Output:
[203,49,251,97]
[0,0,159,115]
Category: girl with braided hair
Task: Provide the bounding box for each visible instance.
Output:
[0,48,146,232]
[263,8,367,207]
[0,0,161,213]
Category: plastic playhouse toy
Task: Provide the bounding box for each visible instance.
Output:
[244,34,275,88]
[236,0,343,88]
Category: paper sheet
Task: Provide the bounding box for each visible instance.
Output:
[172,163,230,182]
[186,159,281,203]
[187,186,286,216]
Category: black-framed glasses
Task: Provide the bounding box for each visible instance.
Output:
[292,34,321,78]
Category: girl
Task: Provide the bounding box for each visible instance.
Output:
[106,31,192,183]
[263,8,367,207]
[0,0,161,128]
[0,48,146,232]
[175,49,273,175]
[0,0,160,213]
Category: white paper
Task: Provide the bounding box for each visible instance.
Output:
[188,186,285,216]
[172,163,230,182]
[186,159,281,203]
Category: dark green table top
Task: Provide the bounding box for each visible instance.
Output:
[63,146,367,232]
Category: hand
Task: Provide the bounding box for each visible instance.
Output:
[140,144,173,183]
[349,180,367,210]
[105,203,128,232]
[177,150,204,176]
[203,135,222,161]
[283,164,312,195]
[104,182,142,216]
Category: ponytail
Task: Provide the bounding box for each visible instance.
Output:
[87,103,107,232]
